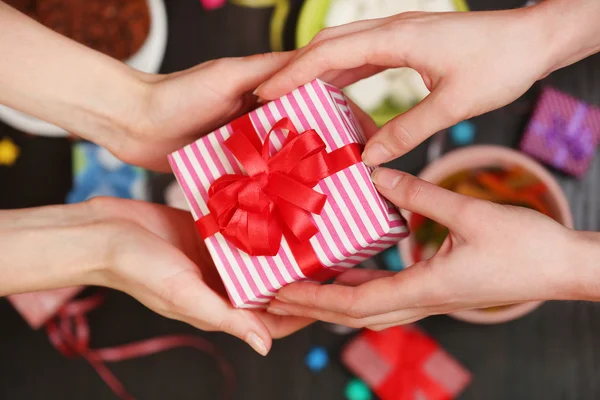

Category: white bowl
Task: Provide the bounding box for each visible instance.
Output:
[0,0,168,137]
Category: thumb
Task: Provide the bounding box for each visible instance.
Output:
[218,52,297,95]
[371,168,473,234]
[362,87,465,166]
[210,308,274,356]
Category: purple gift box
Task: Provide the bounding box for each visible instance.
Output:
[520,86,600,177]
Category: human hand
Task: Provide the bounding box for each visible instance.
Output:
[256,9,558,166]
[0,6,295,171]
[0,198,312,355]
[266,168,600,330]
[108,53,300,171]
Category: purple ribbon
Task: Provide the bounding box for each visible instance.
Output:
[532,104,595,168]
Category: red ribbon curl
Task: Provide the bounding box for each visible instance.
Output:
[46,290,235,400]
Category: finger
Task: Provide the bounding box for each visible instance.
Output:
[290,19,389,69]
[346,97,379,139]
[334,269,394,286]
[267,299,428,329]
[368,316,424,331]
[257,27,406,100]
[256,312,315,338]
[361,87,464,165]
[371,168,475,232]
[324,64,387,90]
[275,263,445,317]
[217,52,297,94]
[267,299,384,328]
[170,270,274,356]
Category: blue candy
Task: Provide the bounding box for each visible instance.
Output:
[305,346,329,372]
[450,120,476,146]
[382,248,404,271]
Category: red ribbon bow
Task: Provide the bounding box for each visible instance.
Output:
[198,116,361,259]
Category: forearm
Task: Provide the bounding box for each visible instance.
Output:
[0,2,149,147]
[530,0,600,74]
[0,203,108,297]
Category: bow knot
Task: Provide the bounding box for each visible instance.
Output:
[199,118,339,257]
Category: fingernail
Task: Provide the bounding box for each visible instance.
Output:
[362,143,392,167]
[246,332,268,356]
[253,83,265,96]
[371,168,402,190]
[267,307,289,316]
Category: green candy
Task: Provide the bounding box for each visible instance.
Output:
[345,378,372,400]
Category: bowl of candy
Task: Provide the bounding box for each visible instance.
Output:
[398,145,573,324]
[296,0,469,126]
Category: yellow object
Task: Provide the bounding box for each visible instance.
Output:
[0,137,20,166]
[231,0,290,51]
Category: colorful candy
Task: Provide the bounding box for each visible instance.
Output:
[305,346,329,372]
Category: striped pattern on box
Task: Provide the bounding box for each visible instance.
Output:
[169,80,408,308]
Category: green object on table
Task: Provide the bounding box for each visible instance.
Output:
[296,0,470,126]
[345,378,372,400]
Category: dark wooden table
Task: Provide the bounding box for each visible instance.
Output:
[2,0,600,399]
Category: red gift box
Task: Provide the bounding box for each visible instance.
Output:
[342,326,471,400]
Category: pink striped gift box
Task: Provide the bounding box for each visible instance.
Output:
[169,79,408,308]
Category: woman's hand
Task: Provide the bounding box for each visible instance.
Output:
[266,168,600,330]
[0,198,312,355]
[113,53,296,171]
[0,3,294,171]
[256,1,600,166]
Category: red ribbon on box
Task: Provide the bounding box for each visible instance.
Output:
[197,115,362,281]
[364,327,453,400]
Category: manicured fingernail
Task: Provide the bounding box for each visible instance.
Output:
[253,83,265,96]
[371,168,402,190]
[362,143,392,167]
[267,307,289,316]
[246,332,268,356]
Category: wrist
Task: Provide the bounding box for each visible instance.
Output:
[73,63,154,151]
[0,202,113,296]
[556,229,600,301]
[528,0,600,76]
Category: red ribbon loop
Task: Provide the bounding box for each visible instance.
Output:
[198,116,362,257]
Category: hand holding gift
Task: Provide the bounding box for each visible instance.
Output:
[169,80,408,308]
[257,0,600,165]
[268,169,600,329]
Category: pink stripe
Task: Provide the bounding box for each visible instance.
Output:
[176,149,262,300]
[190,143,269,301]
[329,172,382,242]
[168,154,203,218]
[178,150,208,208]
[216,126,283,291]
[279,92,354,265]
[303,84,387,247]
[207,236,251,306]
[312,82,390,228]
[355,165,397,226]
[263,102,341,272]
[216,128,243,174]
[204,133,229,177]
